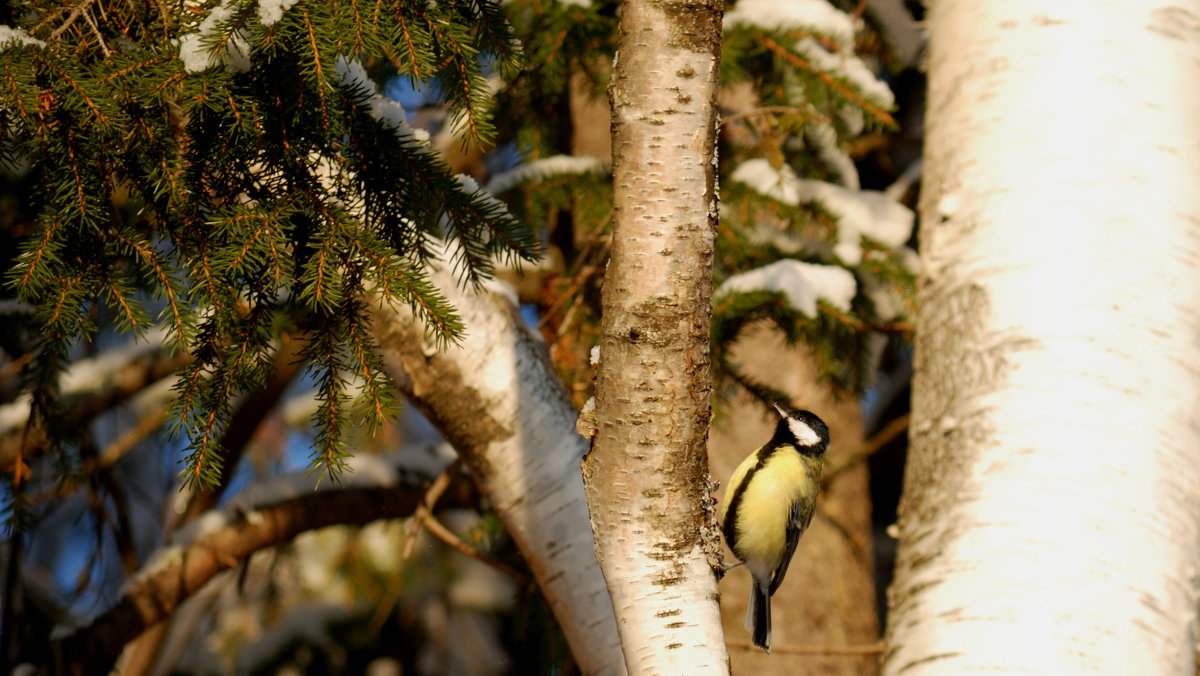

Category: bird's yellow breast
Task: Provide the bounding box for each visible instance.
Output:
[720,446,819,569]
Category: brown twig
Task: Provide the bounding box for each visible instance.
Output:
[24,404,168,518]
[9,357,174,491]
[868,320,915,335]
[47,0,98,41]
[728,639,884,655]
[80,8,111,56]
[367,463,466,631]
[31,6,71,36]
[762,36,896,127]
[721,105,820,126]
[403,461,527,582]
[98,408,169,469]
[402,460,458,559]
[852,0,871,20]
[820,302,914,337]
[815,506,873,569]
[539,225,612,334]
[418,511,527,582]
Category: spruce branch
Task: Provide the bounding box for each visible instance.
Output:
[46,0,100,41]
[300,11,331,131]
[429,28,488,142]
[1,0,538,488]
[387,14,427,79]
[113,232,188,343]
[100,276,145,332]
[14,216,63,292]
[761,35,896,128]
[344,0,370,54]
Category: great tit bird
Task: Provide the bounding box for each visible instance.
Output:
[719,404,829,653]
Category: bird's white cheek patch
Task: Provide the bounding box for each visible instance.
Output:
[787,419,821,446]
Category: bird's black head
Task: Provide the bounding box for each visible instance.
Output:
[770,404,829,456]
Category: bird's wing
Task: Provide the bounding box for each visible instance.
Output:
[768,500,805,595]
[768,494,816,595]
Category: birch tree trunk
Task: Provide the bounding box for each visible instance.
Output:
[580,0,727,672]
[369,267,625,676]
[886,3,1200,673]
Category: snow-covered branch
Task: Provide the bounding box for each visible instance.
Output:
[0,327,190,470]
[369,264,626,676]
[52,462,476,673]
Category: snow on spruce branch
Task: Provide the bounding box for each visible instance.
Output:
[0,325,176,438]
[716,259,855,317]
[177,0,251,73]
[485,155,608,195]
[724,0,895,113]
[725,0,896,139]
[259,0,301,25]
[807,123,860,190]
[793,36,895,112]
[457,174,515,227]
[333,56,432,144]
[730,158,913,266]
[331,56,526,253]
[0,25,44,49]
[724,0,855,48]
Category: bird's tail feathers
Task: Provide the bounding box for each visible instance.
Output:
[748,578,771,653]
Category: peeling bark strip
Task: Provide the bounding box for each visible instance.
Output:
[369,267,626,676]
[582,0,727,672]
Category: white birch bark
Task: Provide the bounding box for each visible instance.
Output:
[581,0,728,673]
[886,3,1200,674]
[369,267,625,676]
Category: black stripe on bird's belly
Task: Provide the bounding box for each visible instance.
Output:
[722,444,782,556]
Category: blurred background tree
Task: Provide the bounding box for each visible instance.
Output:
[0,0,924,672]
